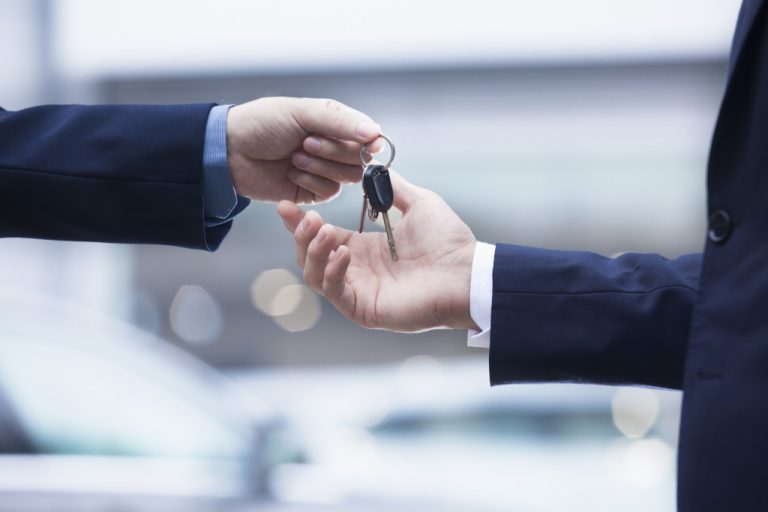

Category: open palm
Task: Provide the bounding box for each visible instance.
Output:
[278,172,478,332]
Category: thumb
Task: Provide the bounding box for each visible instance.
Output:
[389,170,424,213]
[294,98,381,143]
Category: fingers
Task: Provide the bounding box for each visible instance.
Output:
[292,151,363,184]
[303,224,340,291]
[366,137,386,156]
[286,169,342,203]
[294,98,381,143]
[277,200,304,232]
[323,245,354,309]
[292,134,388,189]
[303,228,355,318]
[293,210,324,267]
[284,211,355,319]
[302,137,363,166]
[302,136,384,166]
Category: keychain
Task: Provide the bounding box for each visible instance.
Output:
[358,135,398,262]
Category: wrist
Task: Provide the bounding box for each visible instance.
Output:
[441,239,480,331]
[225,104,249,196]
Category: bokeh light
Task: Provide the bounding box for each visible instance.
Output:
[250,269,299,316]
[272,285,322,333]
[621,438,675,488]
[611,387,660,439]
[168,285,223,345]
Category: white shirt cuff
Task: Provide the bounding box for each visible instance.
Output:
[467,242,495,349]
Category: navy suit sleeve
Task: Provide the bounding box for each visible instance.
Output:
[0,103,232,250]
[489,244,702,389]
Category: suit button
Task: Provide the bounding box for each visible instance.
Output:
[708,210,731,243]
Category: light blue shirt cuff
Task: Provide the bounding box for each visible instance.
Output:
[203,104,242,221]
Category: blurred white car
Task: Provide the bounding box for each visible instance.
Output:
[236,359,682,512]
[0,287,683,512]
[0,289,279,512]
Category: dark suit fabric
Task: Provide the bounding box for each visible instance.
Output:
[0,103,230,250]
[489,1,768,509]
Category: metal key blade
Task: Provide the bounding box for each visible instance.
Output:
[358,194,368,233]
[381,212,398,262]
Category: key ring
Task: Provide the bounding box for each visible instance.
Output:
[360,133,396,168]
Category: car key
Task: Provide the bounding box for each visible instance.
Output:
[363,164,398,261]
[358,135,398,262]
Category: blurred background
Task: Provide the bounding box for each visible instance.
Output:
[0,0,743,510]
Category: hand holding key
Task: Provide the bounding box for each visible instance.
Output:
[277,172,479,332]
[226,97,383,203]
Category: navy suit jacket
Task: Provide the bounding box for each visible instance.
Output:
[0,103,231,250]
[489,1,768,510]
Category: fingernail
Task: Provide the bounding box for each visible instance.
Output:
[356,121,380,140]
[304,137,322,153]
[298,216,309,232]
[316,228,327,243]
[293,152,310,167]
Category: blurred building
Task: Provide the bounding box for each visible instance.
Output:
[2,0,735,368]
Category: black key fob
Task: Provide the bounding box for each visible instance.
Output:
[363,165,394,212]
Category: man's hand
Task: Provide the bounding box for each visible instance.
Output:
[226,97,382,204]
[277,172,479,332]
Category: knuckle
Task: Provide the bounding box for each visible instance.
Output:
[306,237,322,258]
[292,153,310,170]
[323,98,343,112]
[296,231,314,250]
[304,136,324,153]
[322,99,345,127]
[303,265,320,289]
[294,228,308,244]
